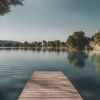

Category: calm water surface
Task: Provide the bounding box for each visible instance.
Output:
[0,49,100,100]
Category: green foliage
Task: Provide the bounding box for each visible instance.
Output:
[66,31,89,50]
[91,31,100,45]
[0,0,24,15]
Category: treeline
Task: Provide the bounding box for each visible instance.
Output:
[0,40,66,48]
[0,30,100,50]
[66,31,100,50]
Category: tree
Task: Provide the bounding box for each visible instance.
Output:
[66,31,89,50]
[42,40,48,47]
[60,42,66,47]
[54,40,60,47]
[91,31,100,46]
[38,42,42,47]
[0,0,24,15]
[23,41,28,47]
[48,41,55,47]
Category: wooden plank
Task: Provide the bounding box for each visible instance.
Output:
[19,98,82,100]
[18,71,83,100]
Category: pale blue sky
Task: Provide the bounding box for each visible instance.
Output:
[0,0,100,42]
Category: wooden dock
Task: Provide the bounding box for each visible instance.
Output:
[18,71,83,100]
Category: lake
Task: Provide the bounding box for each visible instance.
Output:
[0,49,100,100]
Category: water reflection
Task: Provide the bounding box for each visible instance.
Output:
[0,89,6,100]
[0,47,65,52]
[91,51,100,73]
[67,51,88,68]
[0,49,99,100]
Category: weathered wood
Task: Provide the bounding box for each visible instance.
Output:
[18,71,83,100]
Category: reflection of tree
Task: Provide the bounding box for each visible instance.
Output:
[0,0,24,15]
[67,51,88,68]
[91,52,100,73]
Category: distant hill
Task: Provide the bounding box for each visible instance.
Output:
[0,40,21,47]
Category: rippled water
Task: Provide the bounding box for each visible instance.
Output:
[0,49,100,100]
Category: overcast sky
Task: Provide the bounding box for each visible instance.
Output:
[0,0,100,42]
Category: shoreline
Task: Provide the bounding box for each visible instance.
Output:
[0,47,99,52]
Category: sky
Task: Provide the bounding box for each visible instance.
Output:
[0,0,100,42]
